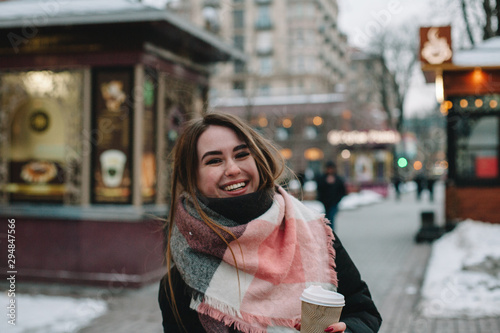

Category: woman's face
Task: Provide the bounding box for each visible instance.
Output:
[196,125,260,198]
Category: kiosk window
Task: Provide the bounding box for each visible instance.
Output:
[456,116,499,179]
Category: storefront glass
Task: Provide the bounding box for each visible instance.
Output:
[456,116,499,179]
[1,70,83,202]
[142,72,157,203]
[92,68,133,204]
[449,95,500,182]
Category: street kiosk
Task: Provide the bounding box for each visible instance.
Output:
[0,1,244,286]
[420,26,500,227]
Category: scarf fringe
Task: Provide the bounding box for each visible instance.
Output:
[323,217,339,287]
[194,296,298,333]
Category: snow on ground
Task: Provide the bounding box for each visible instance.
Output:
[338,190,384,210]
[303,189,384,214]
[0,294,107,333]
[419,220,500,318]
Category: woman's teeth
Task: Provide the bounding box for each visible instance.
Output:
[224,182,246,191]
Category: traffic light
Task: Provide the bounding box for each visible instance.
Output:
[397,157,408,168]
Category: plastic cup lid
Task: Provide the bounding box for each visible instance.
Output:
[300,285,345,306]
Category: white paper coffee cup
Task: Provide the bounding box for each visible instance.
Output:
[300,285,345,333]
[100,149,127,188]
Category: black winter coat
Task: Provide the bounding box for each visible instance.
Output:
[158,233,382,333]
[316,174,347,209]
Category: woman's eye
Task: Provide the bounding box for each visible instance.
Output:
[206,158,222,165]
[236,152,250,159]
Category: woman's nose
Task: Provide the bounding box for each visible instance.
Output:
[225,160,241,176]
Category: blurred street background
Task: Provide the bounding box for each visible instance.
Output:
[2,0,500,332]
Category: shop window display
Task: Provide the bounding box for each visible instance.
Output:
[1,70,83,202]
[92,69,133,204]
[455,116,499,179]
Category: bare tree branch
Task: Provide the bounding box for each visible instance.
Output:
[461,0,477,45]
[483,0,495,39]
[367,24,419,132]
[496,0,500,36]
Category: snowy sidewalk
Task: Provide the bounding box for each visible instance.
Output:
[337,182,500,333]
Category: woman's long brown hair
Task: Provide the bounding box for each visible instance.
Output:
[163,112,287,330]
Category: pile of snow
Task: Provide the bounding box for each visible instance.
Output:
[0,294,107,333]
[419,220,500,318]
[338,190,384,211]
[303,189,384,214]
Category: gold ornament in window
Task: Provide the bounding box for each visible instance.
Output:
[29,110,50,132]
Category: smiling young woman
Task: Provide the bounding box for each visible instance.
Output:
[158,112,381,333]
[196,125,260,198]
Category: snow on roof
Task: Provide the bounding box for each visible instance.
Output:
[453,36,500,67]
[0,0,246,61]
[0,0,167,27]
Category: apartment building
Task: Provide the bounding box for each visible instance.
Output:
[171,0,399,188]
[171,0,348,171]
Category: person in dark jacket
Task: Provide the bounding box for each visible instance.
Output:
[316,161,347,232]
[414,172,426,201]
[158,113,381,333]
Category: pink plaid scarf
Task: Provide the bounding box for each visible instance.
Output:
[171,187,338,333]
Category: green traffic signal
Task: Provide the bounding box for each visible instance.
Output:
[397,157,408,168]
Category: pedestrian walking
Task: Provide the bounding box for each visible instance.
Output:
[316,161,347,232]
[414,172,426,201]
[427,176,436,202]
[392,174,402,201]
[158,113,381,333]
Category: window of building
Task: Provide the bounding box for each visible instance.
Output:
[255,5,272,29]
[233,9,244,29]
[304,125,318,140]
[304,3,315,17]
[6,71,83,203]
[259,57,273,75]
[449,95,500,185]
[304,29,315,45]
[306,56,316,72]
[256,31,273,54]
[455,116,498,179]
[294,4,303,18]
[233,80,245,96]
[233,35,244,50]
[202,6,219,33]
[296,56,305,73]
[234,60,246,73]
[304,148,324,161]
[275,127,289,141]
[258,84,270,96]
[295,29,304,46]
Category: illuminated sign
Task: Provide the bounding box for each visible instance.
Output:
[419,26,453,65]
[327,130,401,146]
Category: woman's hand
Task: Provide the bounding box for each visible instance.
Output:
[294,321,347,332]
